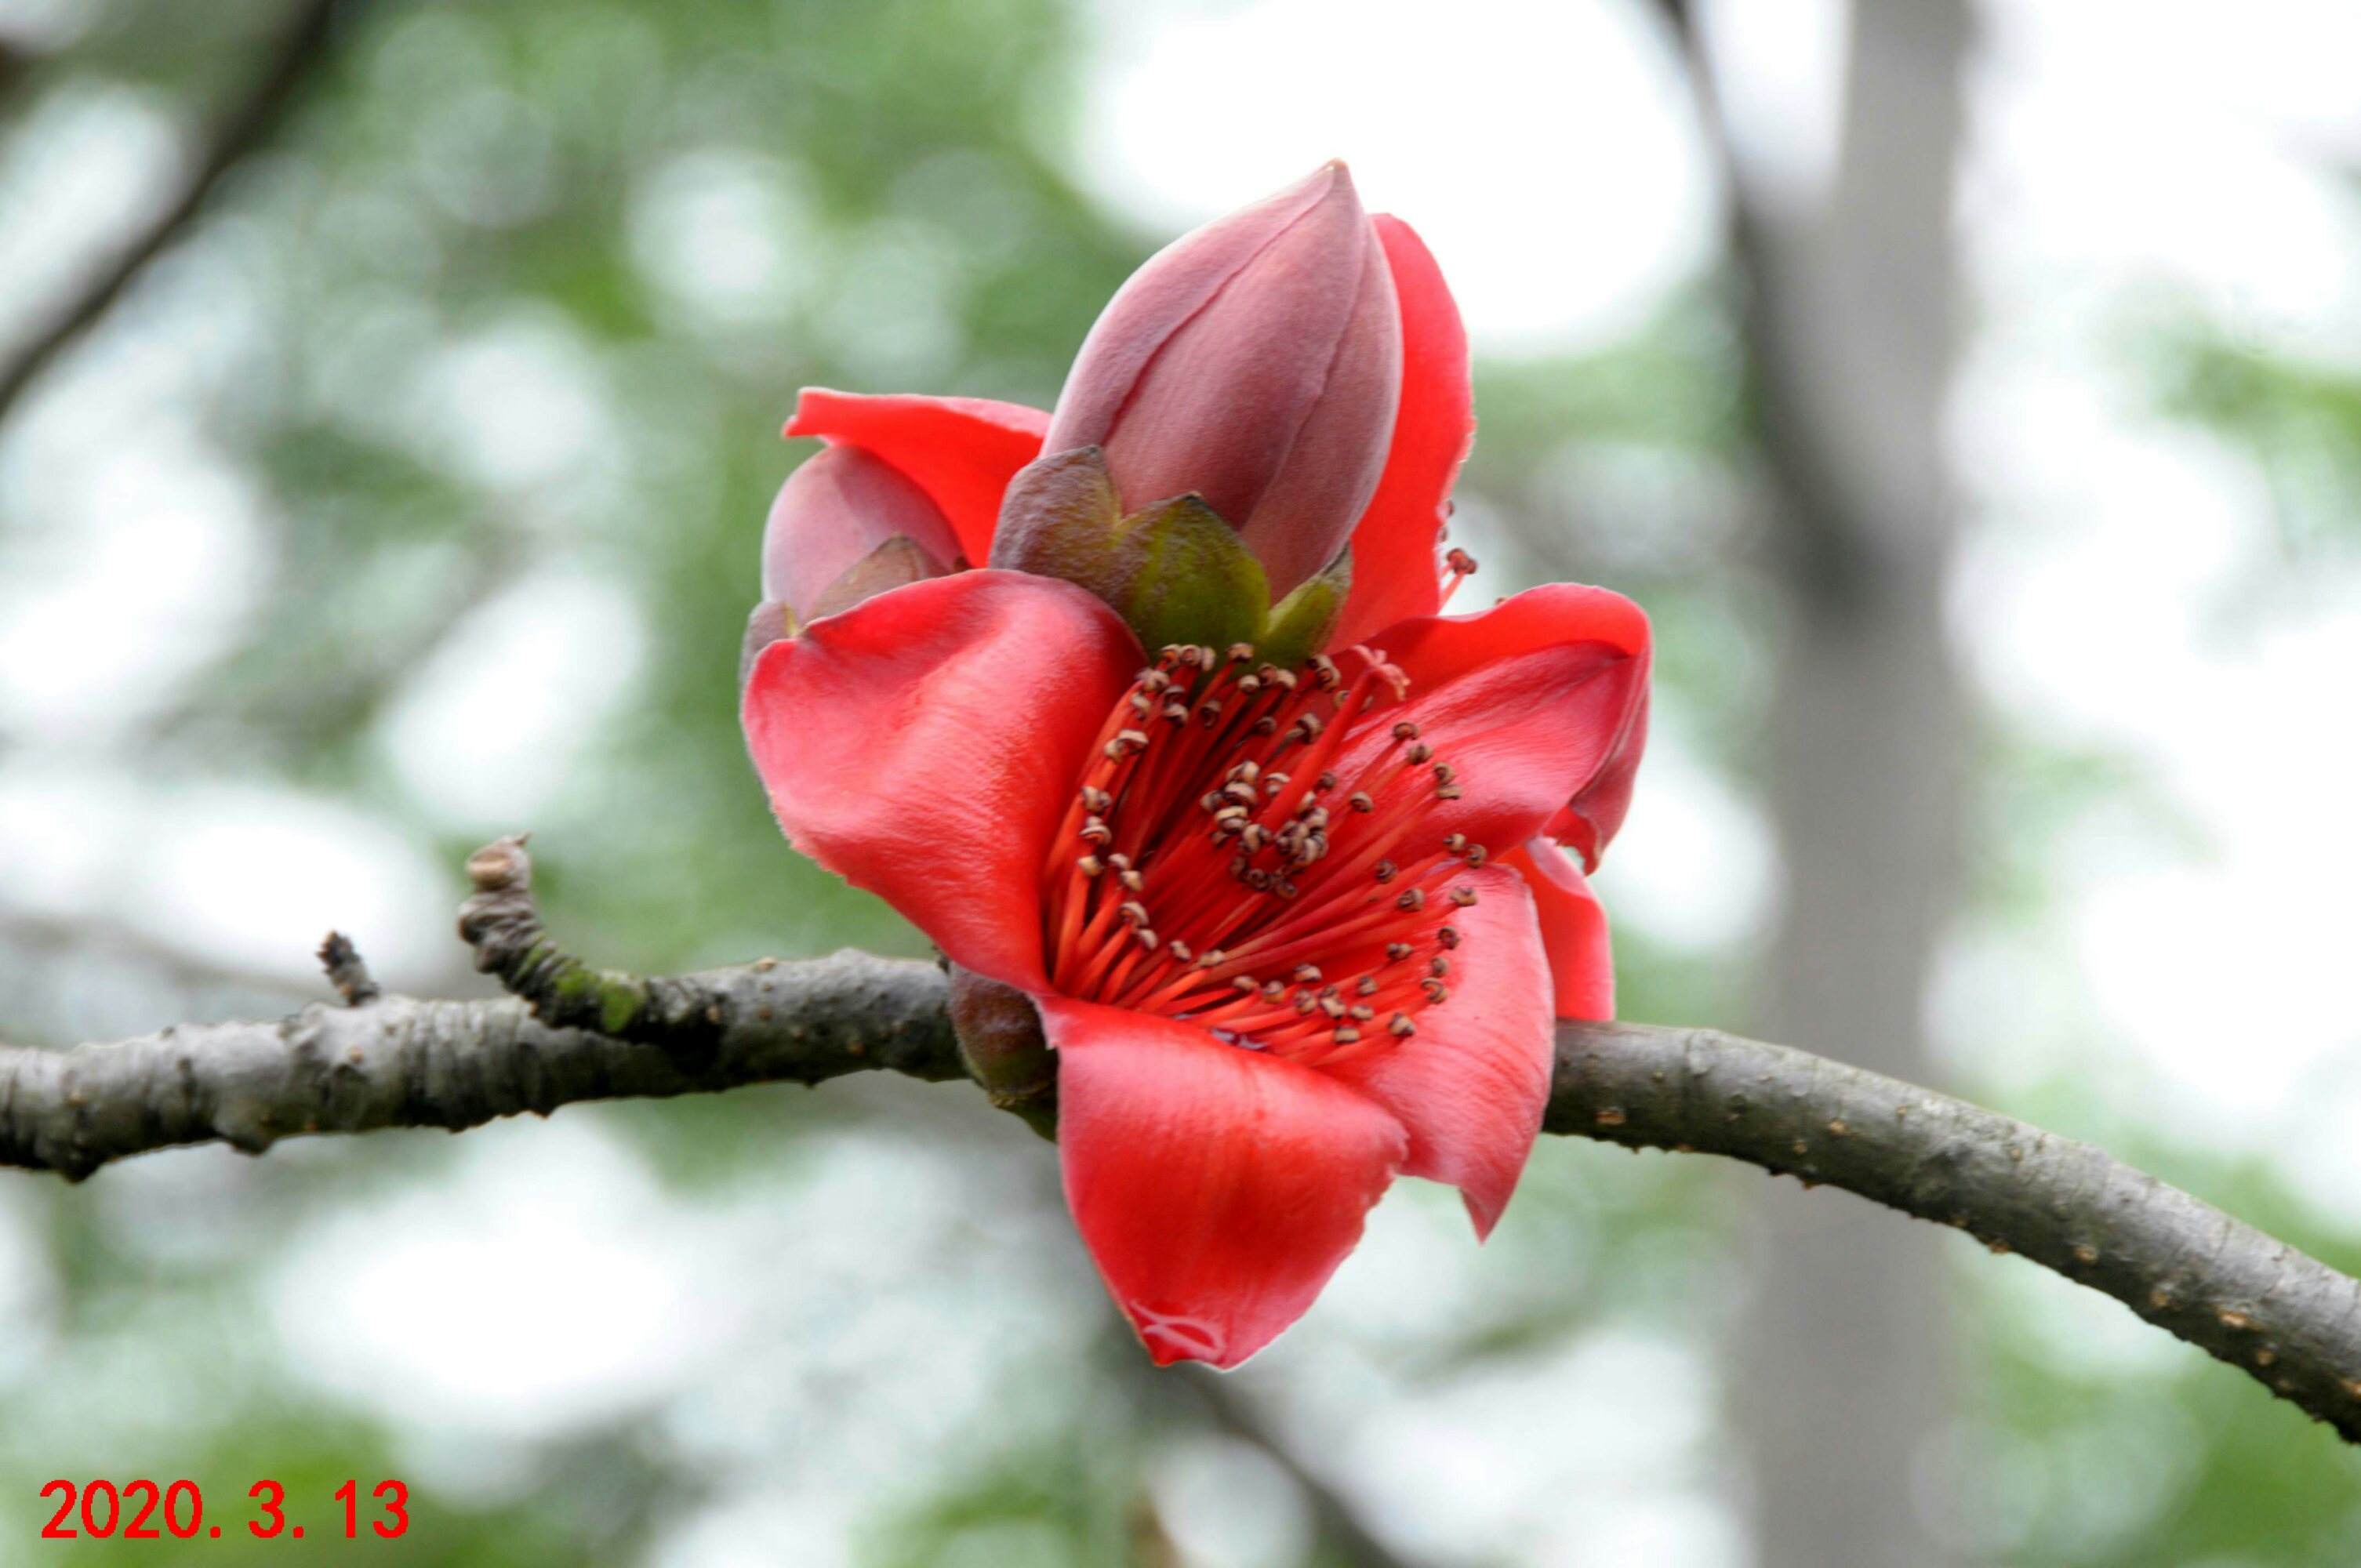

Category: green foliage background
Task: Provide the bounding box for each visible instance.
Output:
[1,0,2357,1561]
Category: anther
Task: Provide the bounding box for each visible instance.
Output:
[1044,639,1487,1047]
[1445,546,1479,576]
[1422,979,1450,1004]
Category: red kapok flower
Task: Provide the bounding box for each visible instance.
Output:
[742,165,1651,1369]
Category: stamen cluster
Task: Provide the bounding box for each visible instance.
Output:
[1044,642,1486,1065]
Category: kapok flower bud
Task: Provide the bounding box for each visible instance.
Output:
[1036,162,1402,600]
[761,444,963,622]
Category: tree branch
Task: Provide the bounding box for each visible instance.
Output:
[0,0,348,425]
[1549,1025,2361,1440]
[3,838,2358,1443]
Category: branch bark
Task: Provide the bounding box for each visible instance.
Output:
[3,841,2358,1443]
[0,0,348,424]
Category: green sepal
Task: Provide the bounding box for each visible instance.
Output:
[988,445,1124,579]
[995,448,1273,654]
[1256,544,1352,666]
[1106,493,1270,655]
[993,446,1369,661]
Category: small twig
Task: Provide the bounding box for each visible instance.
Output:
[314,931,380,1007]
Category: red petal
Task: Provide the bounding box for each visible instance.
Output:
[1363,584,1651,870]
[1044,996,1408,1368]
[1331,216,1471,649]
[742,571,1138,991]
[761,445,961,621]
[785,390,1049,568]
[1502,840,1615,1023]
[1318,864,1553,1236]
[1552,680,1647,871]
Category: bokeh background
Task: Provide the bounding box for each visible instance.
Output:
[4,0,2360,1562]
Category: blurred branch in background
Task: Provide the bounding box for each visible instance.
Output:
[0,38,31,106]
[0,906,318,1002]
[1651,2,1973,1561]
[4,834,2359,1449]
[0,0,351,423]
[1161,1368,1423,1568]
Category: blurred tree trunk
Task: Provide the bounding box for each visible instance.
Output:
[1725,0,1974,1562]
